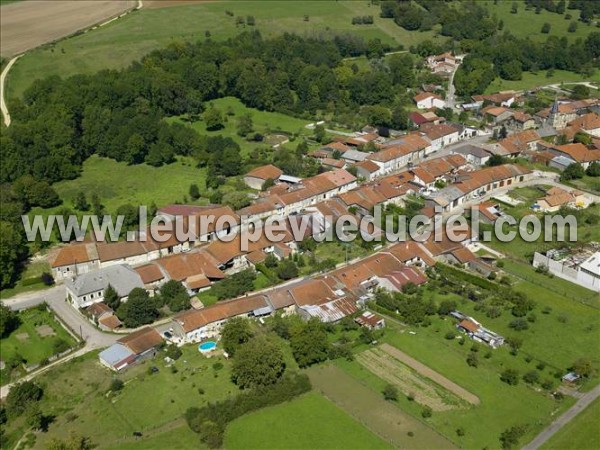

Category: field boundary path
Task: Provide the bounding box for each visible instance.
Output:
[307,364,457,449]
[522,383,600,450]
[379,343,480,405]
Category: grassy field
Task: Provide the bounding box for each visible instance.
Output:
[541,398,600,450]
[106,424,202,450]
[306,364,455,449]
[6,1,437,101]
[482,0,595,42]
[501,259,599,307]
[176,96,313,158]
[224,391,391,449]
[45,155,207,215]
[370,316,575,449]
[486,69,600,94]
[0,260,51,299]
[0,306,77,385]
[567,175,600,195]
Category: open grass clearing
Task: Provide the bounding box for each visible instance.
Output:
[375,314,574,449]
[306,363,456,449]
[481,0,596,42]
[0,260,51,299]
[106,423,203,450]
[174,96,314,158]
[224,391,391,449]
[541,397,600,450]
[501,259,599,307]
[486,69,600,94]
[44,154,207,216]
[6,1,437,101]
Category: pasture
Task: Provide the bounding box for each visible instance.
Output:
[486,70,600,94]
[306,364,456,449]
[6,1,436,101]
[335,265,600,449]
[49,155,207,215]
[224,391,390,449]
[481,0,596,42]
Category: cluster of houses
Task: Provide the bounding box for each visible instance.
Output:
[47,77,600,370]
[169,230,489,346]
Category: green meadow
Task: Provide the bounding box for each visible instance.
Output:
[224,392,391,450]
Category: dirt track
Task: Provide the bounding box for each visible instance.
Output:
[380,343,480,405]
[0,0,135,57]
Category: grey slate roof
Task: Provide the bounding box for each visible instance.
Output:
[453,144,490,159]
[99,343,135,367]
[65,264,144,297]
[341,150,369,162]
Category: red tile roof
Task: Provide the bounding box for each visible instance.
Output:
[245,164,283,181]
[118,327,162,354]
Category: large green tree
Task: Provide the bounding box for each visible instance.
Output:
[221,317,253,356]
[231,335,286,388]
[290,318,330,368]
[117,288,159,328]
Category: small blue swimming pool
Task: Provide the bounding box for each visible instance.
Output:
[198,341,217,352]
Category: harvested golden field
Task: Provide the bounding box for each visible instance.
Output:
[0,0,135,57]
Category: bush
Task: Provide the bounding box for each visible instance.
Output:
[466,352,479,368]
[53,338,71,354]
[212,362,224,371]
[40,272,54,286]
[523,370,540,384]
[509,318,529,331]
[110,379,124,392]
[165,345,183,360]
[500,369,520,385]
[383,384,398,401]
[445,331,456,340]
[421,406,432,418]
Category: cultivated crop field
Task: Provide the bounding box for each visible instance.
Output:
[0,0,135,57]
[356,346,472,411]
